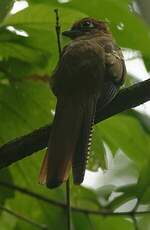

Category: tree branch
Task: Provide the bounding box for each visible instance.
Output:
[0,79,150,169]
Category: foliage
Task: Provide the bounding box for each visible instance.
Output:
[0,0,150,229]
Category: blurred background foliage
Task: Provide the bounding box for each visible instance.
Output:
[0,0,150,229]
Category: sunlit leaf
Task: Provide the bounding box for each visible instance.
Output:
[99,114,150,169]
[0,0,14,23]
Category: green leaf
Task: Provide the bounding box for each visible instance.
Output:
[0,81,65,229]
[88,125,106,170]
[94,150,138,209]
[135,160,150,204]
[96,184,116,207]
[136,215,150,230]
[0,0,14,23]
[3,4,86,67]
[0,168,14,206]
[72,212,92,230]
[116,160,150,208]
[126,110,150,134]
[0,41,47,63]
[89,215,134,230]
[0,58,46,79]
[99,113,150,169]
[71,185,100,210]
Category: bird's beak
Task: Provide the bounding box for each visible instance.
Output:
[62,29,82,38]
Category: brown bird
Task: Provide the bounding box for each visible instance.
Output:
[39,18,126,188]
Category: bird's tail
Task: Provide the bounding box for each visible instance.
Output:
[72,94,97,184]
[39,92,98,188]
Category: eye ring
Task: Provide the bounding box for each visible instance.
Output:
[80,21,95,29]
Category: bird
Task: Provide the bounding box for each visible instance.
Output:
[39,17,126,189]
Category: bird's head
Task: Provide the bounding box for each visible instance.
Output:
[62,18,110,39]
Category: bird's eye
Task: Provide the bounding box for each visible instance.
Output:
[80,21,95,29]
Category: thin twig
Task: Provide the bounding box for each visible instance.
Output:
[72,209,150,216]
[54,8,72,230]
[131,215,139,230]
[0,181,65,208]
[132,198,140,214]
[66,179,71,230]
[54,9,61,58]
[0,204,48,229]
[1,181,150,217]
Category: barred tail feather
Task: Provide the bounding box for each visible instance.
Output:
[72,94,98,184]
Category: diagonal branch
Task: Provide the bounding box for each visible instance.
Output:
[0,204,48,229]
[0,181,65,207]
[0,79,150,169]
[1,181,150,217]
